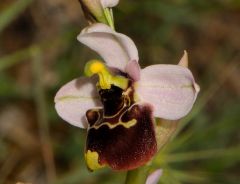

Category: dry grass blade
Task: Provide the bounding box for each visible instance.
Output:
[31,47,56,183]
[0,0,33,32]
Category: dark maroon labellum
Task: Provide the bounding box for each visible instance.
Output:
[85,84,157,171]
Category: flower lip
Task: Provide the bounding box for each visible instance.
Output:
[86,102,157,171]
[98,85,125,116]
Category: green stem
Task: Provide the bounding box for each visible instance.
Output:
[104,8,115,30]
[125,165,150,184]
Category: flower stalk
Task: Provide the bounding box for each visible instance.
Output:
[125,165,150,184]
[103,8,115,29]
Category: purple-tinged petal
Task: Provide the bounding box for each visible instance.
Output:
[77,23,139,71]
[125,60,141,81]
[146,169,163,184]
[100,0,119,8]
[136,65,199,120]
[54,77,101,128]
[178,50,188,68]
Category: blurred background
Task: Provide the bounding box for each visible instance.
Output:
[0,0,239,183]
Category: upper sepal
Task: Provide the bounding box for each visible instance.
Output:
[77,23,139,71]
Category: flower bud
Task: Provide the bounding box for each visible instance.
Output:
[79,0,108,24]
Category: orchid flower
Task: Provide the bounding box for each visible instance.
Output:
[54,23,199,171]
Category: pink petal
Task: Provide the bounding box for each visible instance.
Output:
[125,60,141,81]
[100,0,119,8]
[136,65,199,120]
[77,23,139,71]
[146,169,162,184]
[54,77,101,128]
